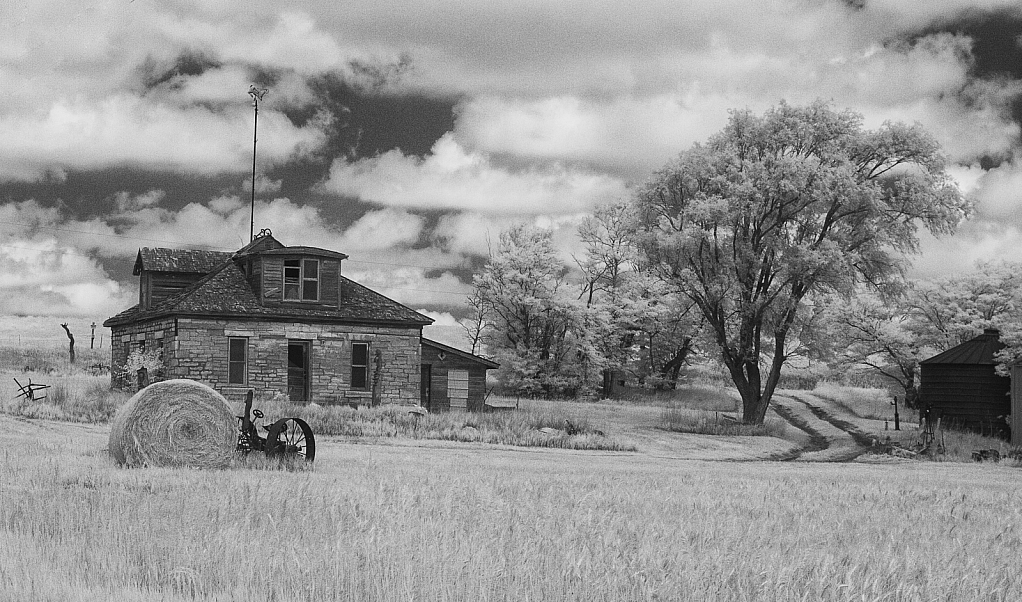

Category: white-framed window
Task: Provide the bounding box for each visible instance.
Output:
[283,259,320,301]
[228,337,248,385]
[448,370,468,410]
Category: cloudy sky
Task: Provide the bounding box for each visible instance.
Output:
[2,0,1022,343]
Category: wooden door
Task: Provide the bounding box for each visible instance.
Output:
[420,364,432,410]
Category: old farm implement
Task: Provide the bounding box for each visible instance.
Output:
[236,390,316,462]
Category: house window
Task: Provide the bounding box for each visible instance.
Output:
[228,337,248,385]
[448,370,469,410]
[351,342,369,390]
[283,259,320,301]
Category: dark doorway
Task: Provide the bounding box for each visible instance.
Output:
[288,341,310,402]
[420,364,432,410]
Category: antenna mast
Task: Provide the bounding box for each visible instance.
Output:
[248,84,268,243]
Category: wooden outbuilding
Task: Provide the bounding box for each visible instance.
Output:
[919,328,1010,437]
[420,338,499,412]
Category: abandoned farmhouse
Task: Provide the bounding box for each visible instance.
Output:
[103,232,496,410]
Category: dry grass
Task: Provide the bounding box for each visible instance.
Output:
[660,405,789,438]
[242,395,636,452]
[613,383,738,411]
[3,417,1022,601]
[4,367,128,423]
[812,382,902,421]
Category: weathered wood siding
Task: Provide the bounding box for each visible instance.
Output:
[420,344,489,412]
[321,259,340,306]
[261,256,284,305]
[258,256,340,308]
[141,272,205,308]
[920,363,1010,435]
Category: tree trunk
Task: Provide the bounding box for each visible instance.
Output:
[60,323,75,364]
[657,337,693,390]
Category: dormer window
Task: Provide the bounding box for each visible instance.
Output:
[283,259,320,301]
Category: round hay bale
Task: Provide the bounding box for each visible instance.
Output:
[109,379,238,468]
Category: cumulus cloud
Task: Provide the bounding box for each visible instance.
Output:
[344,267,472,308]
[966,160,1022,221]
[338,209,425,250]
[0,94,326,181]
[322,133,629,214]
[3,0,1022,322]
[0,238,132,318]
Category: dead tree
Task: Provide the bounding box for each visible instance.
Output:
[60,323,75,364]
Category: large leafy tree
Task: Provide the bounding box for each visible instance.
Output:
[474,224,584,397]
[634,101,970,424]
[576,202,701,391]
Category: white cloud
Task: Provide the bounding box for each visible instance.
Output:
[322,133,629,214]
[456,93,738,178]
[0,95,325,181]
[344,267,472,308]
[0,238,132,318]
[339,209,425,251]
[433,213,521,257]
[966,160,1022,222]
[913,222,1022,279]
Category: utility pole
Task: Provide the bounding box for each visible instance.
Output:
[248,84,268,243]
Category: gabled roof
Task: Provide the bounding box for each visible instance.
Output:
[133,248,233,276]
[920,329,1003,365]
[422,338,499,368]
[106,258,432,327]
[233,233,285,256]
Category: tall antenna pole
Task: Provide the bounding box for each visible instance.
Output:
[248,85,268,242]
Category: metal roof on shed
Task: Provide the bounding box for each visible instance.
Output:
[920,329,1003,365]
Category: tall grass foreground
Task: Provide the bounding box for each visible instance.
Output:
[3,432,1022,601]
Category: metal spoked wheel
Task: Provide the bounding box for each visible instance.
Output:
[265,417,316,462]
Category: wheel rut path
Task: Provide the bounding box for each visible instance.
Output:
[769,392,882,462]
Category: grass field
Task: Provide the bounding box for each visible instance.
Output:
[4,344,1022,599]
[3,415,1022,601]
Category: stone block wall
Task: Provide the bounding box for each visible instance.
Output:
[170,318,422,405]
[109,318,177,389]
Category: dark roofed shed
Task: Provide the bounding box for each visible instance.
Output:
[919,328,1010,437]
[420,339,499,412]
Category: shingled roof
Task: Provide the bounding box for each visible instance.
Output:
[106,258,432,327]
[920,329,1003,365]
[133,248,233,275]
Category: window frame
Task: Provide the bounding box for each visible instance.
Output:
[350,342,370,391]
[282,258,320,302]
[228,337,248,385]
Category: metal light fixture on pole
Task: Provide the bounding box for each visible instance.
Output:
[248,85,268,243]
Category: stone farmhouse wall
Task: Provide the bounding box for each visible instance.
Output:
[110,317,422,405]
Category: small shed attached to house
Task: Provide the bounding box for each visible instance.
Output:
[420,338,499,412]
[919,328,1010,437]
